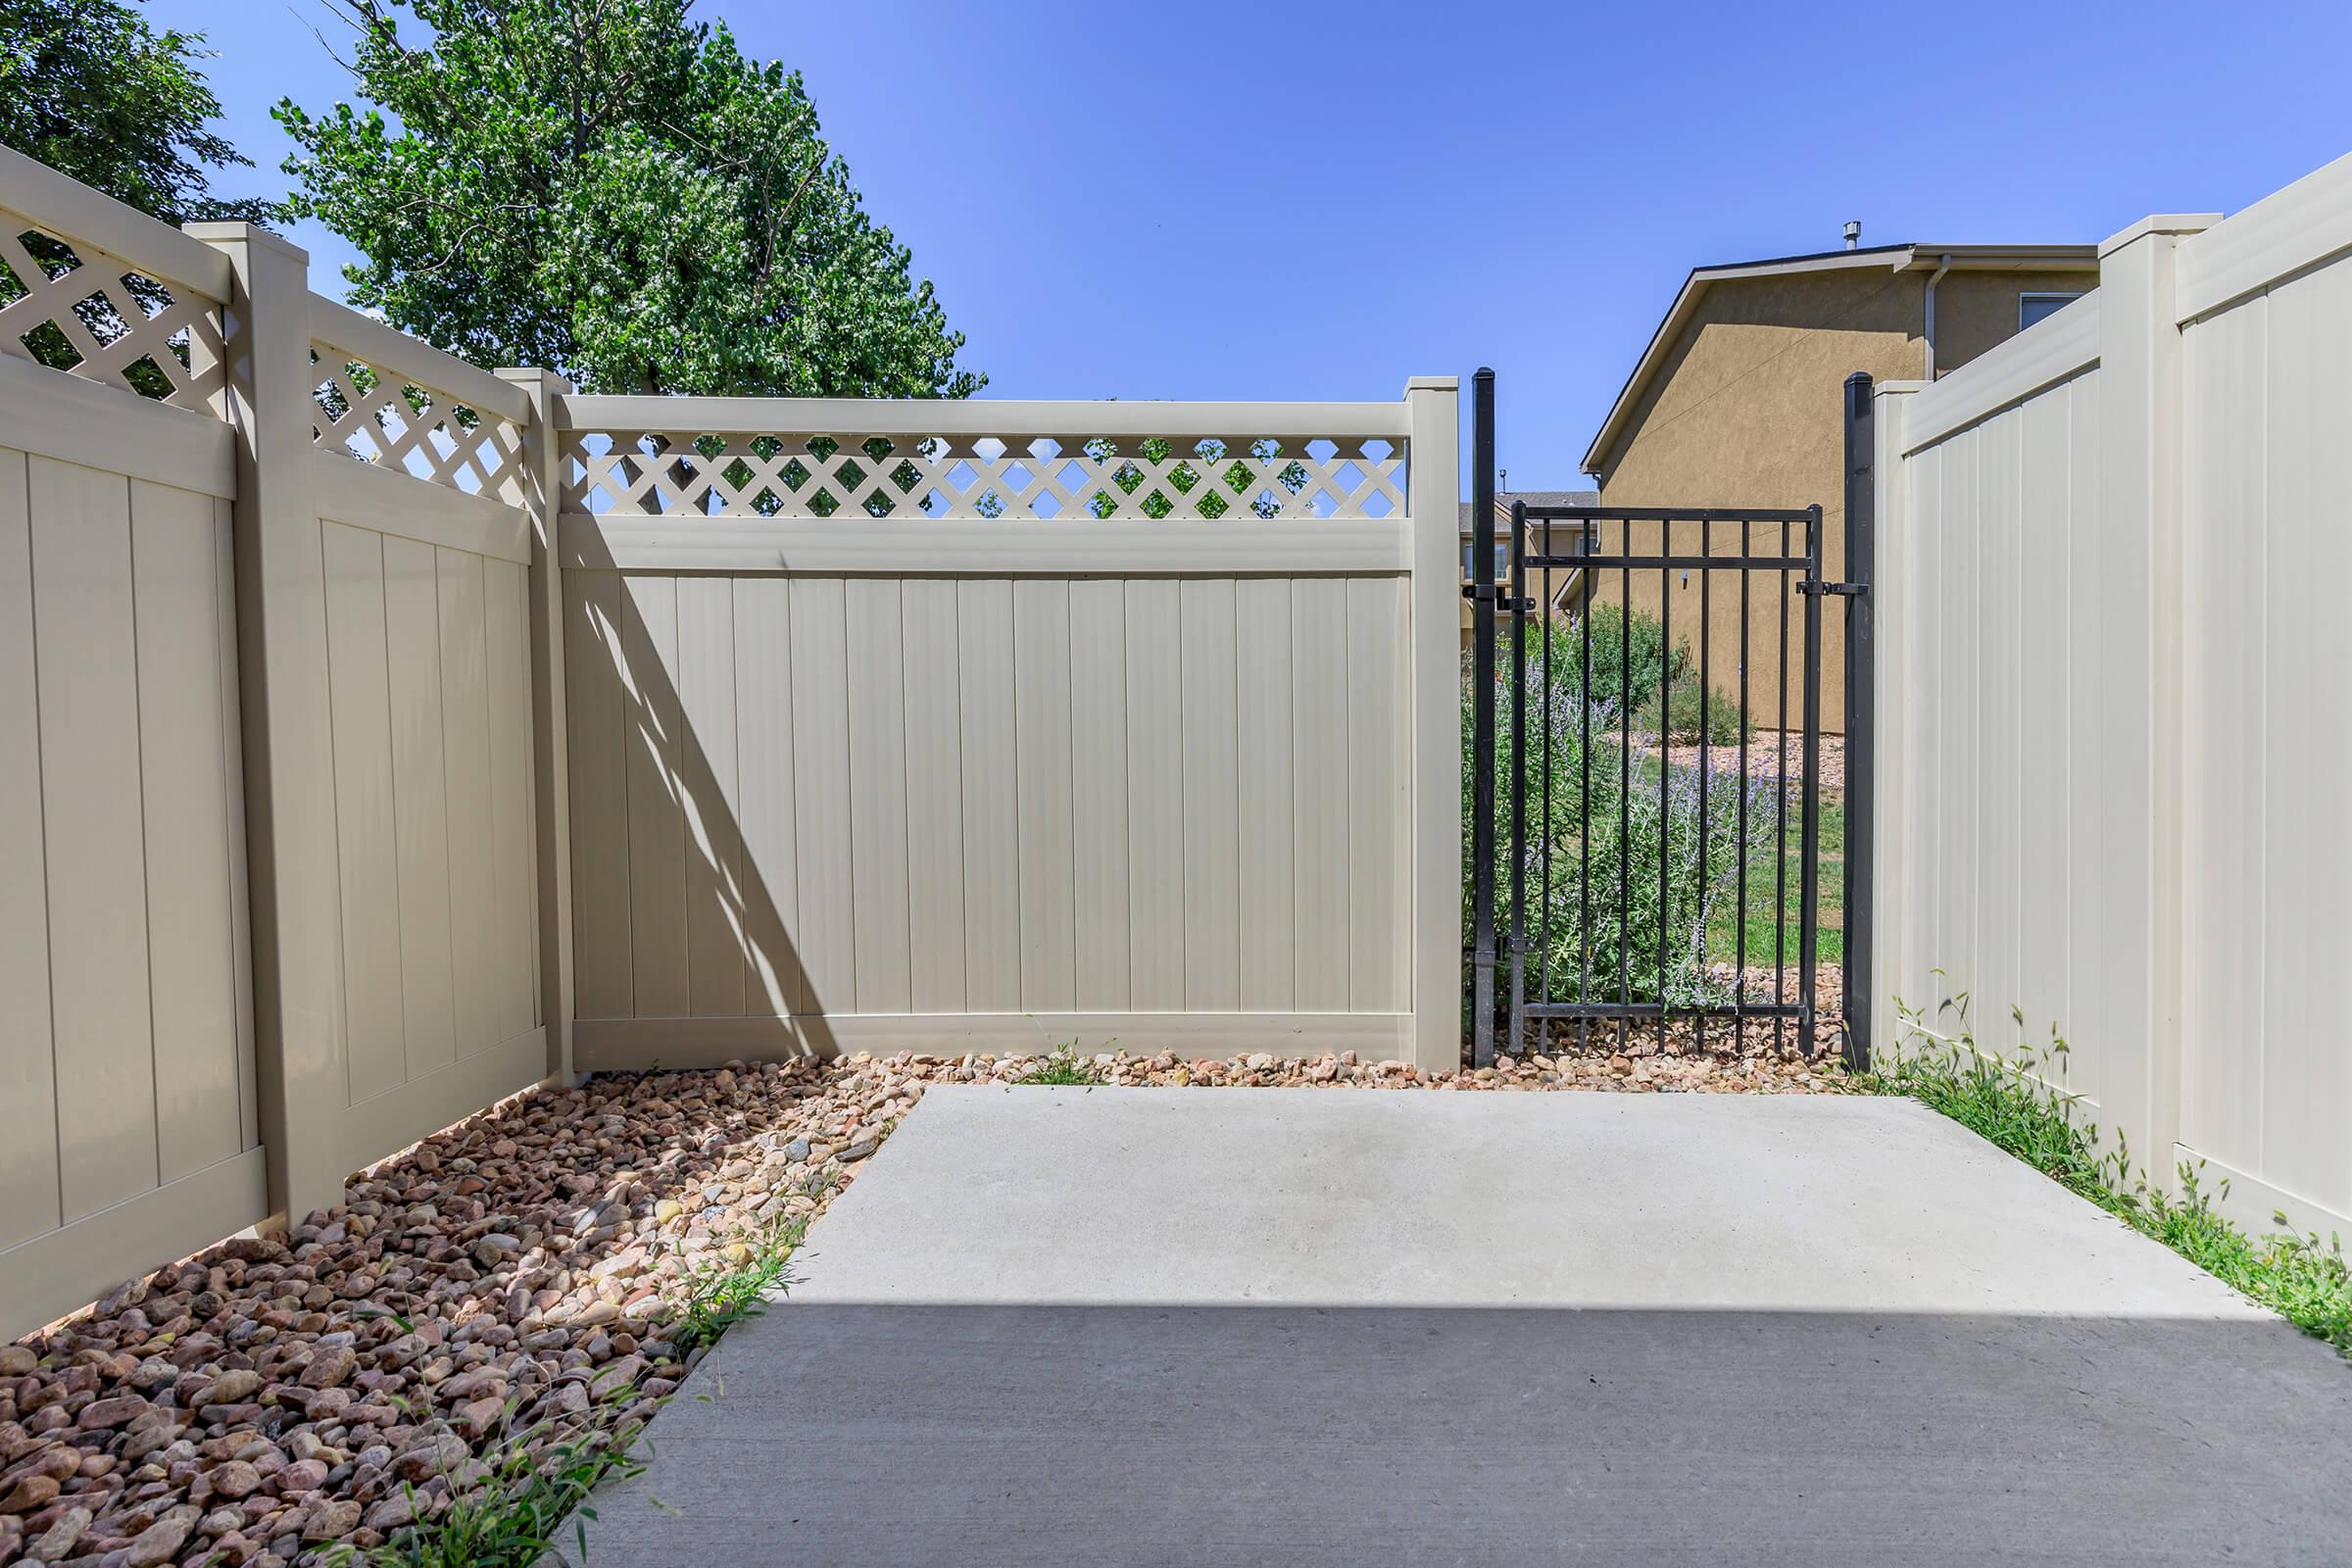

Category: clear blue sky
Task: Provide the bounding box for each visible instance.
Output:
[152,0,2352,491]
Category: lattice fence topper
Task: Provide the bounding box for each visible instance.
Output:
[311,344,527,505]
[562,430,1407,521]
[0,210,225,414]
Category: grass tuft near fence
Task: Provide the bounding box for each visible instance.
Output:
[1844,991,2351,1361]
[1014,1044,1109,1086]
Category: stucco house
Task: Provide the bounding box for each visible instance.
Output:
[1579,236,2098,732]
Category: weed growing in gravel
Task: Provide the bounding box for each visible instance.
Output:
[1847,990,2351,1360]
[672,1213,808,1354]
[1015,1043,1107,1085]
[323,1418,647,1568]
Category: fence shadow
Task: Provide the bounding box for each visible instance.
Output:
[571,531,839,1065]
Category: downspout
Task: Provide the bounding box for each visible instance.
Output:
[1922,253,1953,379]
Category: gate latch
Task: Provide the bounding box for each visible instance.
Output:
[1795,580,1869,598]
[1461,584,1537,611]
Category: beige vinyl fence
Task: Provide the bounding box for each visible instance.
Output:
[0,149,558,1336]
[0,144,1462,1339]
[551,395,1461,1070]
[0,169,261,1339]
[1872,149,2352,1242]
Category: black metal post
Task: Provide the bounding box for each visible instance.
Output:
[1506,499,1528,1056]
[1469,368,1498,1068]
[1796,505,1824,1052]
[1841,372,1877,1071]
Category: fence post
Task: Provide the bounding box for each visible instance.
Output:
[1839,373,1876,1070]
[1406,374,1464,1073]
[2095,213,2215,1194]
[187,222,348,1225]
[1864,377,1922,1067]
[498,368,576,1084]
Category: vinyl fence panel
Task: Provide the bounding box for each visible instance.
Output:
[1876,150,2352,1242]
[556,394,1458,1069]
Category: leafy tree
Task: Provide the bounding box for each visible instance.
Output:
[0,0,270,223]
[274,0,981,398]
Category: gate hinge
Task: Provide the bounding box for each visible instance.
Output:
[1796,580,1869,598]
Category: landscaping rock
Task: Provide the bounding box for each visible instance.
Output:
[24,1503,91,1562]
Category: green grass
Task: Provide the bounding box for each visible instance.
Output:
[1014,1043,1107,1085]
[1691,783,1843,969]
[1524,752,1844,985]
[1845,993,2351,1361]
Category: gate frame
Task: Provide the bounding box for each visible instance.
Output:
[1466,375,1872,1069]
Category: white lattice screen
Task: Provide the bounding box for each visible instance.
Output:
[311,341,528,505]
[561,429,1406,520]
[0,208,225,415]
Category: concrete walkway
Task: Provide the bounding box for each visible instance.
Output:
[573,1088,2352,1565]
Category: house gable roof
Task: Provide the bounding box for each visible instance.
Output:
[1580,242,2099,475]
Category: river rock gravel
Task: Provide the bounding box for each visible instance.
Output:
[0,1041,1840,1565]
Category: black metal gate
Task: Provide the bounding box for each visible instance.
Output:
[1466,368,1873,1070]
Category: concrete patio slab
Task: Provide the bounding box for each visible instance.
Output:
[572,1088,2352,1566]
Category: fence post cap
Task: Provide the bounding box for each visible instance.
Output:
[182,220,310,264]
[495,367,575,393]
[2098,213,2222,258]
[1404,374,1459,393]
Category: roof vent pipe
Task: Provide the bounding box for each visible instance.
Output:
[1843,220,1862,250]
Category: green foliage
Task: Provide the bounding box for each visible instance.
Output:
[670,1211,808,1354]
[275,0,981,398]
[324,1419,647,1568]
[1850,991,2351,1359]
[1467,612,1763,1010]
[1541,607,1740,745]
[1016,1044,1107,1086]
[0,0,272,224]
[1575,604,1670,718]
[1660,665,1744,745]
[1081,437,1303,520]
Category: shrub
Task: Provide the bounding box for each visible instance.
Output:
[1660,666,1744,745]
[1466,613,1766,1012]
[1533,606,1744,745]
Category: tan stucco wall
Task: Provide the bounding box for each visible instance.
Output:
[1935,270,2097,373]
[1590,268,1929,734]
[1589,264,2093,735]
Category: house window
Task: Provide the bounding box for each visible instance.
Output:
[1461,542,1510,579]
[2019,291,2086,330]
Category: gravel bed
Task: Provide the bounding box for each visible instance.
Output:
[1642,731,1846,792]
[0,1040,1843,1565]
